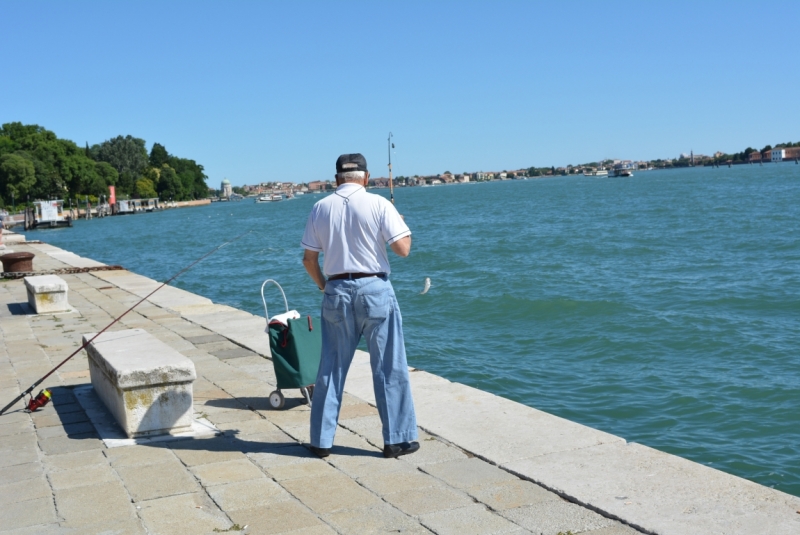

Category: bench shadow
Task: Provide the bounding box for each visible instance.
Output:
[6,302,33,316]
[31,385,378,458]
[203,394,307,411]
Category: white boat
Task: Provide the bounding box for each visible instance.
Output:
[255,194,283,202]
[583,169,609,177]
[611,163,635,177]
[24,200,72,230]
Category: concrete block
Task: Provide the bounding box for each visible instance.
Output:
[24,275,70,314]
[84,328,197,438]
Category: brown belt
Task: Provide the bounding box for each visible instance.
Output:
[328,272,385,281]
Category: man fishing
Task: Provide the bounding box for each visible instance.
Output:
[301,153,419,458]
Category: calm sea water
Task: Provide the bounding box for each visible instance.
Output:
[24,165,800,496]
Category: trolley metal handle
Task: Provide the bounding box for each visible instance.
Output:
[260,279,289,324]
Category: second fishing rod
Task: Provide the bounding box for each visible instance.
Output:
[0,229,254,417]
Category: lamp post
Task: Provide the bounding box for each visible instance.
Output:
[387,132,395,205]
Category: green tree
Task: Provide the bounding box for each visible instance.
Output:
[149,143,169,167]
[135,178,158,199]
[91,135,148,178]
[0,153,36,199]
[157,164,183,201]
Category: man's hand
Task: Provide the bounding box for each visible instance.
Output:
[302,250,327,291]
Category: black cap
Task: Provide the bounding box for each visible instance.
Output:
[336,153,368,173]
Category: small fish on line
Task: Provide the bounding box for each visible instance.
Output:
[420,277,431,295]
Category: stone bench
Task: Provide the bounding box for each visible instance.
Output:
[24,274,70,313]
[83,328,197,438]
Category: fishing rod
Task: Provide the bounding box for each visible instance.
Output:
[388,132,395,204]
[0,229,254,416]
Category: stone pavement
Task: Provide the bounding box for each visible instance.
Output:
[0,241,641,535]
[1,238,798,535]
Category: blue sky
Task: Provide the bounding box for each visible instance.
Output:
[2,1,798,185]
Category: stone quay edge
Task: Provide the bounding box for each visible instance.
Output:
[1,233,798,535]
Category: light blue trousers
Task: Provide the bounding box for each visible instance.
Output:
[310,275,418,449]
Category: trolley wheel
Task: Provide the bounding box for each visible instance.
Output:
[269,390,285,409]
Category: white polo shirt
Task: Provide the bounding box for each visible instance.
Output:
[301,183,411,276]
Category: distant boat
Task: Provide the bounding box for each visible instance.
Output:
[611,163,634,177]
[583,169,609,177]
[24,200,72,230]
[256,194,283,202]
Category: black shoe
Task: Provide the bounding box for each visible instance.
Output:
[309,445,330,458]
[383,441,420,458]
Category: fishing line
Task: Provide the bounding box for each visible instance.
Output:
[0,229,255,416]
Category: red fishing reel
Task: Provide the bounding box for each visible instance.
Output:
[27,389,52,412]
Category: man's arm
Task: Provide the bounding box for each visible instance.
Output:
[302,249,327,291]
[390,235,411,257]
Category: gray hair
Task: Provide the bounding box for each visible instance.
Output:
[336,170,366,182]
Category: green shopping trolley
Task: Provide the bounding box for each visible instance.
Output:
[260,279,322,409]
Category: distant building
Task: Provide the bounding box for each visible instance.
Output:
[783,147,800,160]
[221,178,232,199]
[771,149,785,162]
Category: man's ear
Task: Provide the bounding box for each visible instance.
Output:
[363,171,370,186]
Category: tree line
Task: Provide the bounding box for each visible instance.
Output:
[0,122,208,208]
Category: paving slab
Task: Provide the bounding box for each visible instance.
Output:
[227,500,329,535]
[357,464,441,496]
[0,475,51,505]
[419,503,527,535]
[103,444,176,468]
[136,491,232,535]
[42,449,107,472]
[382,483,475,516]
[48,463,118,490]
[205,477,290,512]
[0,461,43,484]
[0,496,58,531]
[421,457,520,491]
[189,458,266,487]
[55,480,137,528]
[501,499,616,534]
[469,479,562,511]
[116,459,201,501]
[323,501,430,535]
[280,472,383,514]
[169,437,246,466]
[503,441,800,535]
